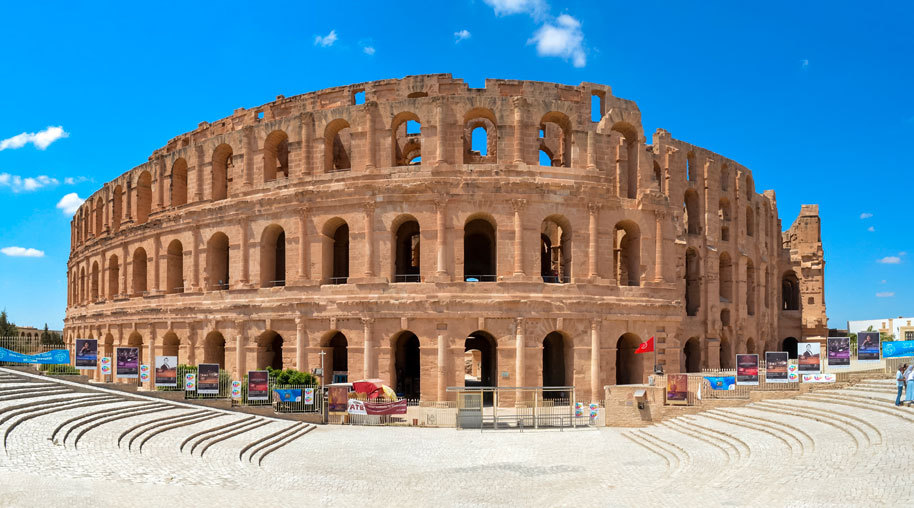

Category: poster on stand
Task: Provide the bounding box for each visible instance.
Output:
[883,340,914,358]
[797,342,821,373]
[666,373,689,405]
[115,347,139,378]
[231,381,242,399]
[184,373,196,391]
[75,339,98,370]
[787,363,799,382]
[247,371,269,401]
[765,352,789,383]
[802,373,836,383]
[197,363,220,394]
[100,357,112,375]
[328,385,349,412]
[736,354,759,385]
[827,337,851,368]
[857,332,880,361]
[139,365,150,383]
[303,388,315,405]
[154,356,178,387]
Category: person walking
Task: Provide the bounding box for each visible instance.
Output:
[906,363,914,407]
[896,363,907,406]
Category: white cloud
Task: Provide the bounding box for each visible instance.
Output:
[455,29,471,43]
[529,14,586,67]
[0,126,68,151]
[859,212,873,219]
[801,59,809,70]
[877,256,901,264]
[56,192,84,215]
[363,46,375,55]
[484,0,549,18]
[867,226,875,232]
[314,30,338,47]
[1,246,45,258]
[0,172,60,192]
[876,291,895,298]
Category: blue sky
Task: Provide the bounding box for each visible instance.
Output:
[1,0,911,331]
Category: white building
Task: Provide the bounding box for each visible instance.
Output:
[847,317,914,341]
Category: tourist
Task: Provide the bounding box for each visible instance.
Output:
[896,364,907,406]
[906,363,914,407]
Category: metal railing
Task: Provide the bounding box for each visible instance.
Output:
[328,277,348,285]
[541,275,570,284]
[208,282,230,291]
[394,274,421,283]
[0,336,71,370]
[264,279,286,288]
[464,274,496,282]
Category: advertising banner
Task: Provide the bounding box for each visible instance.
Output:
[100,357,112,375]
[0,347,69,365]
[347,399,367,415]
[827,337,851,368]
[802,373,836,383]
[154,356,178,387]
[139,364,150,383]
[364,399,408,415]
[857,332,881,361]
[197,363,220,395]
[184,373,197,391]
[231,381,242,399]
[303,388,315,405]
[574,402,584,417]
[765,352,789,383]
[247,371,269,401]
[589,403,599,419]
[666,373,689,405]
[787,363,799,382]
[736,354,759,386]
[798,342,821,373]
[75,339,98,370]
[115,347,139,378]
[328,385,349,412]
[882,340,914,359]
[704,376,736,390]
[274,389,302,402]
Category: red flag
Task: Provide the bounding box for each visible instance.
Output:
[635,336,654,354]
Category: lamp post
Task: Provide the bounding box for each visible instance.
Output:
[319,350,327,385]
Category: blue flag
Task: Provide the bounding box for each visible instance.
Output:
[704,376,736,390]
[0,347,70,364]
[882,340,914,359]
[273,389,302,402]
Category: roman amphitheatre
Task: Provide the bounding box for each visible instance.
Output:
[64,74,826,403]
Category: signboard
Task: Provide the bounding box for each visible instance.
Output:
[787,363,799,382]
[154,355,178,387]
[274,389,302,402]
[797,342,821,373]
[827,337,851,368]
[857,332,881,361]
[347,399,367,415]
[231,380,242,399]
[75,339,98,370]
[589,403,599,420]
[736,354,759,386]
[765,352,789,383]
[115,347,139,378]
[665,373,689,405]
[184,372,197,391]
[883,340,914,359]
[247,371,269,401]
[100,357,112,375]
[364,399,408,415]
[328,385,349,412]
[139,364,150,383]
[574,402,584,417]
[802,373,836,383]
[0,347,69,365]
[704,376,736,390]
[303,388,315,405]
[197,363,220,395]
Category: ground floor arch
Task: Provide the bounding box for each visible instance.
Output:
[616,333,643,385]
[542,331,572,398]
[162,332,180,359]
[392,331,420,399]
[782,337,799,359]
[465,330,497,404]
[203,331,226,368]
[323,331,348,383]
[684,337,701,373]
[257,331,284,370]
[720,336,734,369]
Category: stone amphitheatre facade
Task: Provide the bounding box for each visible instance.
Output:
[64,74,826,403]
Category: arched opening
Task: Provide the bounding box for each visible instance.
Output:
[203,331,225,369]
[745,338,756,355]
[685,248,700,316]
[103,333,114,360]
[538,112,571,167]
[653,161,663,191]
[79,267,85,304]
[136,171,152,224]
[127,332,144,366]
[463,109,497,164]
[746,259,756,316]
[112,185,123,232]
[212,144,232,201]
[614,221,641,286]
[263,130,289,181]
[684,189,700,235]
[720,337,733,369]
[132,248,147,296]
[464,331,497,405]
[166,240,184,294]
[325,332,348,382]
[721,309,731,327]
[324,119,351,172]
[541,216,571,283]
[206,232,230,291]
[392,331,421,399]
[542,331,571,398]
[616,333,643,385]
[260,225,286,287]
[781,271,800,311]
[257,331,284,370]
[393,218,420,282]
[171,158,187,207]
[719,252,733,302]
[322,219,349,284]
[90,261,99,301]
[94,198,104,237]
[392,112,421,166]
[719,198,731,242]
[591,91,604,122]
[464,217,496,282]
[745,174,754,200]
[720,164,729,191]
[746,205,755,237]
[686,151,696,182]
[612,122,639,199]
[781,337,799,359]
[684,337,701,373]
[162,332,180,358]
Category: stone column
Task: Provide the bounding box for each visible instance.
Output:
[296,316,306,372]
[515,318,525,398]
[156,157,165,209]
[435,199,447,277]
[654,210,665,283]
[363,203,375,277]
[300,112,312,176]
[588,203,600,279]
[191,226,200,291]
[365,106,376,170]
[125,180,133,221]
[586,131,596,170]
[436,101,446,165]
[363,318,374,378]
[590,319,601,401]
[147,325,157,389]
[153,234,161,293]
[240,218,249,286]
[99,254,106,300]
[187,323,197,365]
[437,324,447,401]
[512,199,526,276]
[299,206,310,282]
[235,321,245,377]
[120,244,128,297]
[513,96,524,164]
[194,145,205,201]
[243,126,254,187]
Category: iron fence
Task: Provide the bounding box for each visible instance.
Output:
[0,336,72,370]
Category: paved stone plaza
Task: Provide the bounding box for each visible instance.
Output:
[0,368,910,507]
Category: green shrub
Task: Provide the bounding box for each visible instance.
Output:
[267,367,318,386]
[40,364,80,375]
